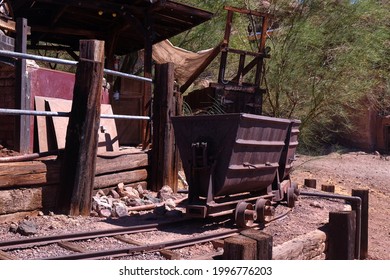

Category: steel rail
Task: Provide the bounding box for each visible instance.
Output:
[45,229,241,260]
[0,218,190,250]
[0,49,153,83]
[0,108,151,121]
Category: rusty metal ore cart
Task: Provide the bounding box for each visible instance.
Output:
[171,113,300,227]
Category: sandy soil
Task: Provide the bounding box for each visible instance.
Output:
[290,151,390,260]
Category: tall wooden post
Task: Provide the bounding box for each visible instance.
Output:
[151,63,178,192]
[14,18,30,153]
[57,40,105,216]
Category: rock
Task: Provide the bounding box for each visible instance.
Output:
[124,187,140,199]
[92,196,112,212]
[49,211,55,216]
[9,223,18,233]
[144,194,161,204]
[157,185,174,201]
[17,220,38,236]
[108,189,120,199]
[98,208,112,218]
[164,199,176,211]
[112,202,128,218]
[123,197,139,207]
[136,184,146,198]
[38,211,44,216]
[309,201,323,209]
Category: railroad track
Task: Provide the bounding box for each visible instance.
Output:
[0,208,292,260]
[0,217,239,260]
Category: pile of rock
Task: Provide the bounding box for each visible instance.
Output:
[91,184,183,218]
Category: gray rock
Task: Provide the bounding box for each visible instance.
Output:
[112,202,128,217]
[164,199,176,211]
[98,208,112,218]
[9,223,18,233]
[17,220,38,236]
[158,185,174,201]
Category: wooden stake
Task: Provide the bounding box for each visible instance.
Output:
[304,179,316,188]
[321,184,335,193]
[328,211,356,260]
[223,235,257,260]
[241,229,273,260]
[57,40,105,216]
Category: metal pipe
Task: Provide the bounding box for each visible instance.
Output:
[0,108,150,120]
[0,50,153,83]
[299,190,362,259]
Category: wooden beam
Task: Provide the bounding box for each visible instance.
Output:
[56,40,105,216]
[151,63,178,192]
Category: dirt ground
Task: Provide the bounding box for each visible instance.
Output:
[290,151,390,260]
[0,147,389,260]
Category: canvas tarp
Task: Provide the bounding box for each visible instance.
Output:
[152,40,218,85]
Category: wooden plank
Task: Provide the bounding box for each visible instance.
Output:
[57,40,105,216]
[0,250,18,260]
[0,160,59,188]
[0,152,147,188]
[45,97,119,152]
[58,241,87,253]
[114,235,180,260]
[95,152,148,175]
[94,169,147,189]
[35,96,50,153]
[0,18,31,34]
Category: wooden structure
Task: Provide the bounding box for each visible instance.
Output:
[0,1,213,216]
[1,0,213,153]
[183,6,271,115]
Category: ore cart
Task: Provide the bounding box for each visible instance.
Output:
[171,113,300,227]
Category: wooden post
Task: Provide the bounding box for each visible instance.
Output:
[14,18,30,153]
[328,211,356,260]
[223,235,257,260]
[321,184,335,193]
[151,63,178,192]
[57,40,105,216]
[304,179,316,188]
[241,229,273,260]
[351,188,369,259]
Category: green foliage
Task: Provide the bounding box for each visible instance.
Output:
[175,0,390,153]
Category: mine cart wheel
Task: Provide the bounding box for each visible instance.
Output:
[255,198,270,223]
[235,201,256,228]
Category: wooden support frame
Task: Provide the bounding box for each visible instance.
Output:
[56,40,105,216]
[328,211,356,259]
